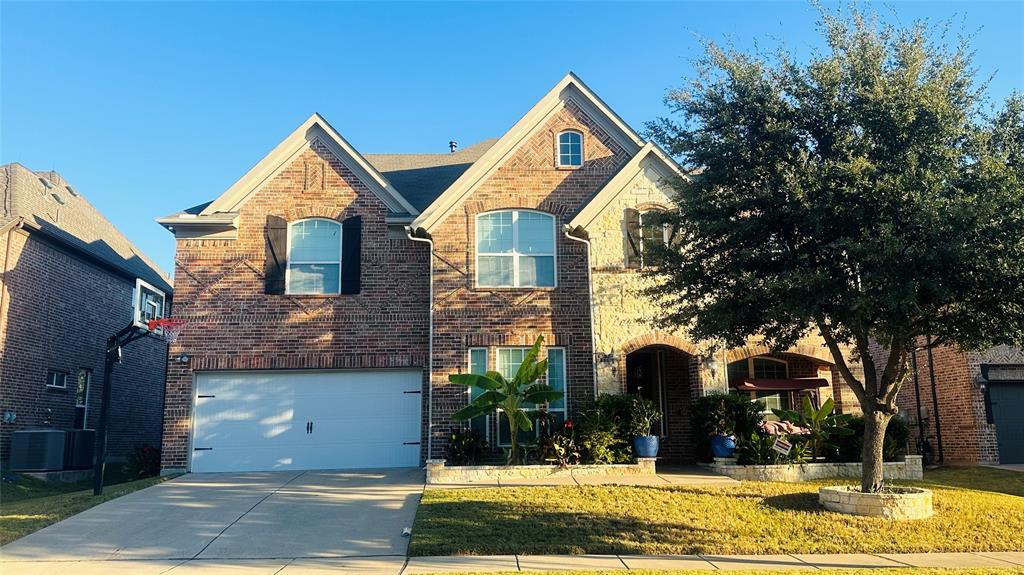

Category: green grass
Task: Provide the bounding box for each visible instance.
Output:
[0,470,170,545]
[410,467,1024,557]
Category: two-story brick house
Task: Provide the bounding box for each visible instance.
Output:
[157,73,860,474]
[0,164,172,463]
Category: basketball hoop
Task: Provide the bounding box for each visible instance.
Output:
[147,318,188,343]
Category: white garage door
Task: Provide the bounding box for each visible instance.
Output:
[191,370,422,472]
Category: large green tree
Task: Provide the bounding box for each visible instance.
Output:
[646,6,1024,492]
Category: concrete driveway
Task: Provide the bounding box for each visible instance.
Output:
[1,468,423,574]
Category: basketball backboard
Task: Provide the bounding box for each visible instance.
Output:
[133,278,167,331]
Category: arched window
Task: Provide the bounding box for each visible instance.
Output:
[287,218,342,294]
[476,210,556,288]
[557,130,583,167]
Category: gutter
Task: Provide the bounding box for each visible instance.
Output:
[405,226,435,460]
[563,225,598,399]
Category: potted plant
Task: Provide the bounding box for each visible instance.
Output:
[629,396,662,458]
[692,393,765,459]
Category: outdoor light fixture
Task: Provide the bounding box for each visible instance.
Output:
[176,353,191,364]
[703,354,721,378]
[975,364,989,390]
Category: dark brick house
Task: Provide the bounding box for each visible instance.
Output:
[157,73,862,473]
[0,163,173,463]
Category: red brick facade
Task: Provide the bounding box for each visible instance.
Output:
[160,142,430,470]
[0,227,167,460]
[426,102,630,457]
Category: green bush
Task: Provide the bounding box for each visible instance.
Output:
[575,394,633,464]
[446,427,487,465]
[690,392,765,462]
[834,415,910,462]
[123,444,161,479]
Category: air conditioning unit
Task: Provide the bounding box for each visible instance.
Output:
[64,429,96,469]
[8,429,67,471]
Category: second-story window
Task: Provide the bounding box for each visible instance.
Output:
[476,210,556,288]
[557,131,583,167]
[287,218,342,294]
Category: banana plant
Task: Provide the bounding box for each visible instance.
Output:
[773,396,854,460]
[449,336,564,465]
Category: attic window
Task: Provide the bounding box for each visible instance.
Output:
[557,131,583,167]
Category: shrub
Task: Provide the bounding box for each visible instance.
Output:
[736,426,811,465]
[834,415,910,462]
[123,444,161,479]
[691,392,765,461]
[575,394,633,464]
[446,427,487,465]
[628,396,662,437]
[541,420,581,467]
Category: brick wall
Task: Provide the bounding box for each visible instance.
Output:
[426,100,628,458]
[0,228,167,461]
[160,141,430,470]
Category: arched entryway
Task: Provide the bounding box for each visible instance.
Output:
[619,333,701,463]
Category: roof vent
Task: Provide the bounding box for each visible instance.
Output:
[39,177,54,190]
[449,140,458,153]
[65,185,78,197]
[51,193,66,205]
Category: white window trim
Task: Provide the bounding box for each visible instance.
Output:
[46,370,68,389]
[467,347,490,444]
[750,356,789,379]
[494,346,568,447]
[475,210,557,289]
[556,130,584,168]
[285,218,343,295]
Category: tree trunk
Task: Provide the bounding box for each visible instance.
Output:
[861,408,893,492]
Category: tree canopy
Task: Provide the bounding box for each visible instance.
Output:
[645,5,1024,491]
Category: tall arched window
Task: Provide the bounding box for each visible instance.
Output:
[557,130,583,167]
[287,218,342,294]
[476,210,556,288]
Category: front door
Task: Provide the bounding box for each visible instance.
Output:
[990,382,1024,464]
[626,350,666,436]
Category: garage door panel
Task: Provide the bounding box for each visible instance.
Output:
[990,383,1024,464]
[192,370,423,472]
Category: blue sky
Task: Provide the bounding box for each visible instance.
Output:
[3,2,1022,276]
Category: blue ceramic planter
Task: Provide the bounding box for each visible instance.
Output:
[634,435,660,458]
[710,434,736,458]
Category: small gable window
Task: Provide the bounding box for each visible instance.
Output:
[557,131,583,167]
[476,210,556,288]
[287,218,342,295]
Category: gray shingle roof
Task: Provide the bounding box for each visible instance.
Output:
[365,139,497,212]
[2,163,173,294]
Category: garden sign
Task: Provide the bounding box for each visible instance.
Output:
[772,437,793,456]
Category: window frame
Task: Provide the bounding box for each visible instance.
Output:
[727,356,792,415]
[75,369,91,430]
[556,130,584,168]
[474,210,557,289]
[46,370,68,389]
[466,347,490,444]
[285,217,343,295]
[638,210,671,267]
[494,346,568,447]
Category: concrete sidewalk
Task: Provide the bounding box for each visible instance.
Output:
[2,552,1022,574]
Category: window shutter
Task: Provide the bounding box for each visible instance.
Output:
[624,208,642,268]
[264,215,287,294]
[340,215,362,294]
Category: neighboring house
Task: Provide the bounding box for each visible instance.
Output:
[886,343,1024,465]
[0,164,172,462]
[157,73,862,474]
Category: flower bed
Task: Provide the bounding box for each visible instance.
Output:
[706,455,923,482]
[425,458,657,484]
[819,485,933,519]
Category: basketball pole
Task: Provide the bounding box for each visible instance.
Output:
[92,322,150,496]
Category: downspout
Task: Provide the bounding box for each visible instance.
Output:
[406,226,435,460]
[925,336,944,464]
[563,226,598,400]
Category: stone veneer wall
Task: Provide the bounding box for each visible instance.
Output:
[708,455,924,482]
[425,458,656,484]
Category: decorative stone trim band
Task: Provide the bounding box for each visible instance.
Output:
[706,455,923,482]
[819,485,934,519]
[425,458,657,484]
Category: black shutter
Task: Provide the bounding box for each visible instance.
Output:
[340,215,362,294]
[264,215,287,294]
[624,208,642,269]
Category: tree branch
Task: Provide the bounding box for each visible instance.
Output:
[815,317,867,406]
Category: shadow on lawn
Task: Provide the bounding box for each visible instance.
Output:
[410,498,723,556]
[760,491,824,513]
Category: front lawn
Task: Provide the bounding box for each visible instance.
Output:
[427,571,1018,575]
[409,468,1024,556]
[0,470,169,545]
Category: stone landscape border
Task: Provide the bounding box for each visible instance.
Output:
[819,485,934,519]
[706,455,923,482]
[425,458,657,484]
